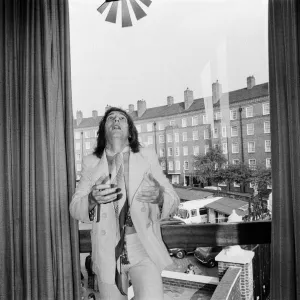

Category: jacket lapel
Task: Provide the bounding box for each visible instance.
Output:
[128,150,150,206]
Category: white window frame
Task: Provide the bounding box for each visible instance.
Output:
[167,134,172,143]
[161,161,166,170]
[222,143,228,154]
[247,123,254,135]
[75,132,81,139]
[184,161,189,170]
[264,121,270,133]
[265,140,271,152]
[248,141,255,153]
[147,123,153,132]
[148,136,153,145]
[176,160,181,170]
[232,143,239,153]
[233,182,240,188]
[84,131,90,138]
[249,159,257,170]
[246,106,253,118]
[222,126,227,137]
[76,163,82,172]
[168,161,174,171]
[169,120,175,126]
[231,126,238,137]
[76,153,81,161]
[192,116,198,126]
[75,142,81,150]
[230,109,237,120]
[266,158,271,169]
[182,118,187,128]
[204,128,209,140]
[214,111,221,120]
[158,123,164,130]
[159,148,165,157]
[232,159,240,165]
[204,145,210,154]
[182,132,187,142]
[174,132,179,143]
[85,142,91,150]
[263,103,270,115]
[193,146,199,156]
[159,135,165,143]
[183,146,188,156]
[192,130,199,140]
[168,147,173,156]
[203,114,207,124]
[213,128,218,138]
[175,147,180,156]
[136,124,141,133]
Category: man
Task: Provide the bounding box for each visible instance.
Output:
[70,107,179,300]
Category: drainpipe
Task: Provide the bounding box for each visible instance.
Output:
[153,121,157,154]
[238,107,245,193]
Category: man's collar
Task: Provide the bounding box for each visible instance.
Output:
[105,145,130,156]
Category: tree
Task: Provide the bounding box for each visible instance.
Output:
[193,145,227,185]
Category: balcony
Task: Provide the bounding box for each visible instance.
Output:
[79,220,271,300]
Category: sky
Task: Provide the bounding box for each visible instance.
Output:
[69,0,269,118]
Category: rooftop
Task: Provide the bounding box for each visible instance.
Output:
[174,187,213,201]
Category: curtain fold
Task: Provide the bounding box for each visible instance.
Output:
[0,0,81,299]
[269,0,300,299]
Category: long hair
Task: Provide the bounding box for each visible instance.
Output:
[93,107,141,158]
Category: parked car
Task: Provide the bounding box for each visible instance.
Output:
[159,218,193,259]
[194,246,223,268]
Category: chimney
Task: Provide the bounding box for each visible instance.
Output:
[184,88,194,110]
[92,110,98,118]
[247,76,255,89]
[167,96,174,106]
[128,104,134,114]
[76,110,83,126]
[105,105,111,112]
[137,100,146,117]
[212,80,222,104]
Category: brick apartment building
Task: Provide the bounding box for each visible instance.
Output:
[73,76,271,193]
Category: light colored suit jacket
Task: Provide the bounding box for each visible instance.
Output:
[70,146,180,284]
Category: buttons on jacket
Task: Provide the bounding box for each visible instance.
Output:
[102,213,107,219]
[100,230,106,235]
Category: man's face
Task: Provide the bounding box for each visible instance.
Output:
[105,111,129,141]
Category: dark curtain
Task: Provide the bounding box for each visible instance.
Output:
[0,0,81,299]
[269,0,300,299]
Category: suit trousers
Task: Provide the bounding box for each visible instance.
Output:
[97,233,164,300]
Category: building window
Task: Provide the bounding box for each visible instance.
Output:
[192,116,198,126]
[192,130,199,140]
[266,158,271,169]
[213,128,218,138]
[233,182,240,187]
[218,181,227,186]
[248,141,255,153]
[75,132,81,139]
[168,161,174,171]
[85,142,91,150]
[230,109,237,120]
[161,161,166,170]
[184,161,189,170]
[249,159,256,170]
[167,134,172,143]
[204,145,209,154]
[182,118,187,127]
[193,146,199,156]
[249,182,255,189]
[84,131,90,138]
[168,147,173,156]
[214,111,221,120]
[148,136,153,145]
[175,147,180,156]
[265,140,271,152]
[159,148,165,157]
[136,124,141,133]
[174,132,179,142]
[231,125,238,137]
[222,143,228,154]
[232,159,240,165]
[76,163,82,172]
[147,123,152,132]
[76,153,81,161]
[263,103,270,115]
[158,123,164,130]
[267,183,272,189]
[183,146,188,156]
[159,135,165,143]
[264,121,270,133]
[204,128,209,140]
[203,114,207,124]
[247,123,254,135]
[246,106,253,118]
[222,126,227,137]
[232,143,239,153]
[170,120,175,126]
[75,142,81,150]
[94,130,98,137]
[182,132,187,141]
[176,160,180,170]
